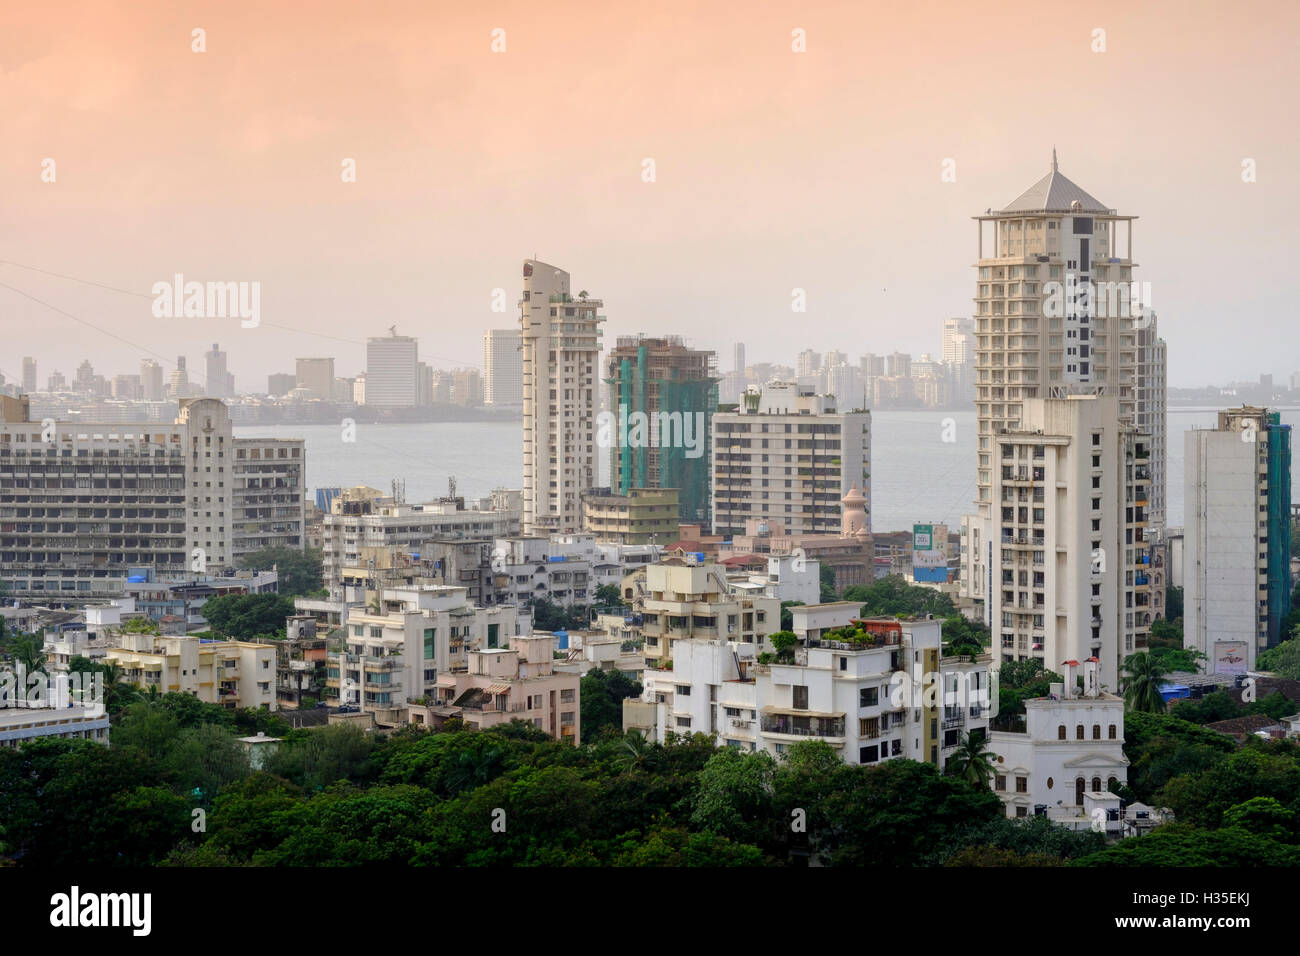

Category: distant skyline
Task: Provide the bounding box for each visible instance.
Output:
[3,0,1298,389]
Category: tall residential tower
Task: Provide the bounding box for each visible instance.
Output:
[519,259,604,534]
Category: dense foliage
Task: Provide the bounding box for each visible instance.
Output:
[236,547,324,598]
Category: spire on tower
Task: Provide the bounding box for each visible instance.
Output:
[1051,147,1058,172]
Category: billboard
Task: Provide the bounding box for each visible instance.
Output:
[1212,641,1249,676]
[913,524,934,550]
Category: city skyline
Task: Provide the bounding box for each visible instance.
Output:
[4,2,1298,389]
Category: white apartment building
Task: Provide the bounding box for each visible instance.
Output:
[712,381,870,536]
[726,553,821,605]
[0,397,304,600]
[988,658,1128,823]
[623,559,781,666]
[1184,406,1294,672]
[988,395,1152,693]
[626,615,991,768]
[105,632,277,709]
[519,259,603,535]
[490,535,594,607]
[365,331,419,407]
[328,585,521,713]
[483,328,523,407]
[320,486,521,584]
[961,154,1164,620]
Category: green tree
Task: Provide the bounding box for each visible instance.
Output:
[120,616,161,635]
[841,576,956,618]
[236,547,323,597]
[593,584,623,608]
[1165,585,1184,622]
[1222,796,1298,842]
[1122,652,1168,713]
[689,749,777,844]
[769,630,799,662]
[1256,637,1300,680]
[779,601,804,631]
[580,668,642,741]
[819,563,837,602]
[201,593,296,640]
[942,615,989,656]
[1072,823,1300,866]
[9,633,46,673]
[945,731,995,788]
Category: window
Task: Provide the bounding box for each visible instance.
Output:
[1092,724,1101,740]
[423,628,435,659]
[1076,725,1084,740]
[859,745,879,764]
[859,687,878,707]
[1015,776,1027,793]
[1108,724,1117,739]
[793,685,809,710]
[995,774,1006,791]
[1058,724,1066,740]
[1092,776,1102,793]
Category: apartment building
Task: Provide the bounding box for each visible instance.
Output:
[105,632,277,709]
[520,259,604,535]
[295,357,336,400]
[417,634,580,743]
[0,397,304,600]
[621,558,780,666]
[988,395,1152,693]
[581,486,680,544]
[1184,406,1293,672]
[625,615,990,767]
[320,485,520,583]
[488,535,594,607]
[987,658,1128,823]
[711,381,870,536]
[961,154,1164,620]
[604,335,718,523]
[365,330,419,407]
[483,328,524,407]
[326,585,521,714]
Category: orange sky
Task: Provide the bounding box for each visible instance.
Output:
[2,0,1297,387]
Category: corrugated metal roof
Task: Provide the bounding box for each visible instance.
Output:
[1000,151,1109,214]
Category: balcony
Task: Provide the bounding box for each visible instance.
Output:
[761,712,845,739]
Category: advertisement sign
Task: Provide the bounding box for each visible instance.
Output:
[1212,641,1249,676]
[913,524,933,551]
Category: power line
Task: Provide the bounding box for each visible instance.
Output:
[0,259,484,369]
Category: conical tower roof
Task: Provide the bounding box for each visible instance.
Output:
[999,149,1110,214]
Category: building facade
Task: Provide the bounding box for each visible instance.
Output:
[1184,406,1293,671]
[520,259,603,534]
[712,381,870,537]
[988,395,1152,692]
[483,328,523,407]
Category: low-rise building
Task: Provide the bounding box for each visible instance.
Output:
[626,616,991,768]
[987,658,1128,824]
[0,705,110,749]
[326,585,520,715]
[105,632,277,709]
[414,634,580,743]
[623,557,780,667]
[581,486,680,544]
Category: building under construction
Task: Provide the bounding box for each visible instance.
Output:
[604,336,718,524]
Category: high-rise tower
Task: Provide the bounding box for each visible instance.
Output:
[520,260,603,534]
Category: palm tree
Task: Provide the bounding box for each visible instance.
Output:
[10,634,46,674]
[616,730,652,771]
[1122,652,1167,713]
[946,731,996,788]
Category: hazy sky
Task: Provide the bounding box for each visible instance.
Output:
[3,0,1297,391]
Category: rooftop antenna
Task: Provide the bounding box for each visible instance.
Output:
[392,478,405,503]
[387,324,397,337]
[448,475,457,498]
